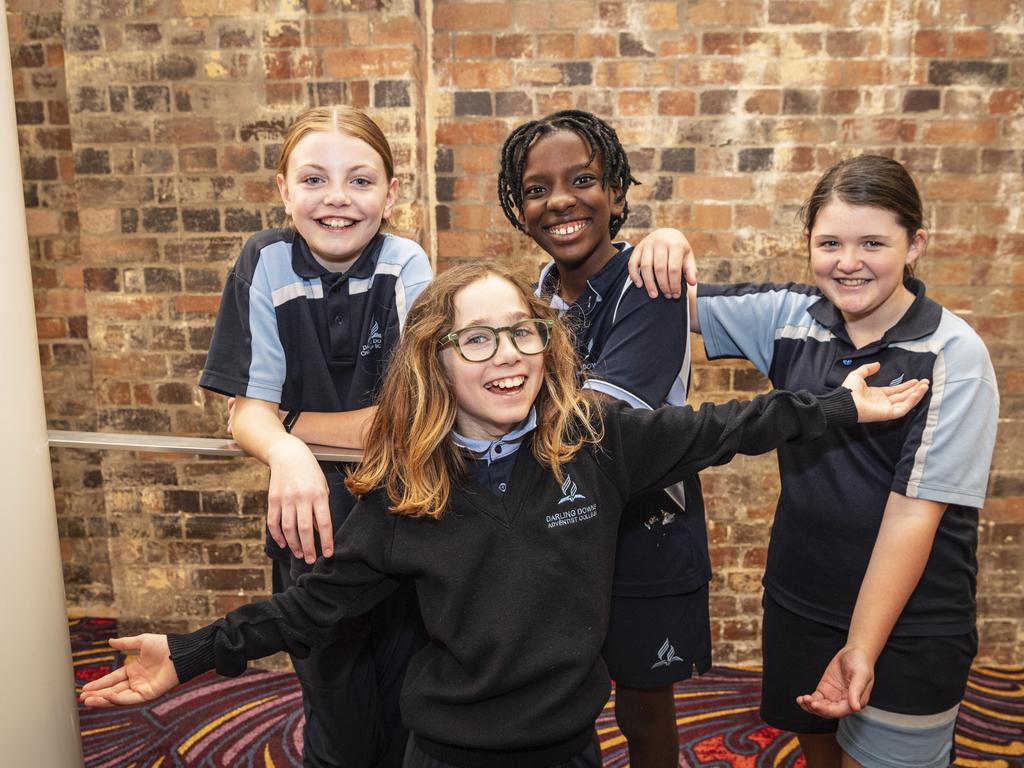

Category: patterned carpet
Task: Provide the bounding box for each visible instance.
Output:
[72,618,1024,767]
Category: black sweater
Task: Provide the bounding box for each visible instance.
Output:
[168,390,857,767]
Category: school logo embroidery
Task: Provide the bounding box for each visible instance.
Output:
[557,474,586,505]
[360,317,383,357]
[547,475,596,529]
[889,373,905,386]
[643,509,676,531]
[650,638,685,669]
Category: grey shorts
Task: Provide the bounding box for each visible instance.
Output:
[837,704,960,768]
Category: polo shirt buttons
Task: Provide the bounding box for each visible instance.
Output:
[333,315,344,326]
[498,482,507,493]
[842,358,853,366]
[494,444,502,454]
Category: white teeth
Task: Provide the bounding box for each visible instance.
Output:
[320,218,354,229]
[547,221,586,236]
[485,376,525,390]
[837,278,870,286]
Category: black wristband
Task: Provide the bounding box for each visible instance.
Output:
[283,410,302,433]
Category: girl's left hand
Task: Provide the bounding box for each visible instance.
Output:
[843,362,929,422]
[79,634,180,707]
[628,228,697,299]
[796,645,874,719]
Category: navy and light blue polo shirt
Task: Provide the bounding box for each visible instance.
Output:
[539,244,711,596]
[200,227,432,557]
[697,278,998,635]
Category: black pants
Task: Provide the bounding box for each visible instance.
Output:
[275,558,427,768]
[401,733,603,768]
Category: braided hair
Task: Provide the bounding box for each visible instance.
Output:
[498,110,640,238]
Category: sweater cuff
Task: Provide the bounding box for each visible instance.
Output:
[167,624,219,684]
[818,387,858,428]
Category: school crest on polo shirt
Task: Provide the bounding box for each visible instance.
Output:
[360,317,383,357]
[546,474,597,529]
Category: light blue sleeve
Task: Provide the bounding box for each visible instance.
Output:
[897,315,999,508]
[697,283,822,378]
[244,246,290,403]
[379,234,433,328]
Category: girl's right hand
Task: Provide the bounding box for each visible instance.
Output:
[843,362,929,423]
[267,436,333,563]
[628,228,697,299]
[79,634,179,707]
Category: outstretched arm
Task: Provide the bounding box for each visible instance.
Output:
[628,228,697,299]
[79,634,179,707]
[228,399,376,450]
[796,492,946,718]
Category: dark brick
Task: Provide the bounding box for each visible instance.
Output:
[436,176,455,202]
[556,62,593,86]
[782,89,818,114]
[201,490,239,514]
[125,23,161,44]
[162,489,200,514]
[188,325,214,350]
[653,176,673,201]
[628,148,655,173]
[53,344,90,366]
[309,82,341,106]
[183,208,221,232]
[266,207,288,228]
[73,87,106,113]
[263,144,282,171]
[67,25,101,51]
[23,156,57,180]
[109,86,129,113]
[222,147,260,173]
[133,85,170,112]
[171,30,206,46]
[16,101,45,125]
[495,91,532,116]
[981,148,1017,173]
[98,408,172,434]
[194,569,265,592]
[23,184,38,208]
[36,128,72,150]
[155,54,198,80]
[185,267,225,292]
[82,469,103,488]
[627,204,651,228]
[13,44,45,67]
[207,543,244,565]
[140,148,174,173]
[155,382,193,404]
[436,205,450,230]
[174,90,192,112]
[48,100,70,125]
[120,208,138,233]
[903,89,941,112]
[374,80,411,107]
[264,20,301,47]
[218,25,254,47]
[738,148,773,172]
[700,90,736,115]
[74,148,110,175]
[224,208,262,232]
[929,60,1008,86]
[619,32,654,57]
[240,119,288,141]
[24,13,63,39]
[434,147,454,173]
[181,147,218,172]
[142,207,179,233]
[940,147,977,174]
[144,267,182,292]
[661,147,696,173]
[84,267,120,291]
[454,90,491,116]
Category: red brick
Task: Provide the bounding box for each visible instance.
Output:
[914,30,946,57]
[951,30,989,58]
[675,176,754,201]
[687,0,761,25]
[578,33,616,58]
[988,89,1022,115]
[435,120,508,145]
[434,3,512,30]
[922,120,999,144]
[453,33,493,58]
[616,91,654,116]
[658,90,696,116]
[175,295,221,314]
[703,32,740,56]
[451,61,511,88]
[323,47,412,78]
[537,33,575,59]
[495,33,532,59]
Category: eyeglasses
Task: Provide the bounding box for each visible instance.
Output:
[439,318,554,362]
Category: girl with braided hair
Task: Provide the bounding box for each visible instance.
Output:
[498,110,709,768]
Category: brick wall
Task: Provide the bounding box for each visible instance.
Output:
[9,0,1022,663]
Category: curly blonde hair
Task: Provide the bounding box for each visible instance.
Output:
[347,264,601,519]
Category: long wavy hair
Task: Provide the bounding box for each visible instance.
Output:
[347,264,602,519]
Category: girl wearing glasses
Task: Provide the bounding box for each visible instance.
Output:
[82,264,927,768]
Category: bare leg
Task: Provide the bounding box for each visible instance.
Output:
[796,732,842,768]
[614,685,679,768]
[841,751,866,768]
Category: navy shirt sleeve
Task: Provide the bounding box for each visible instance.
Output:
[583,280,688,408]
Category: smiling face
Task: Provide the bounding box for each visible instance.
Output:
[518,130,624,281]
[440,275,546,441]
[276,130,398,270]
[809,198,925,339]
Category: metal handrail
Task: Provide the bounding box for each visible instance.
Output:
[47,430,363,462]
